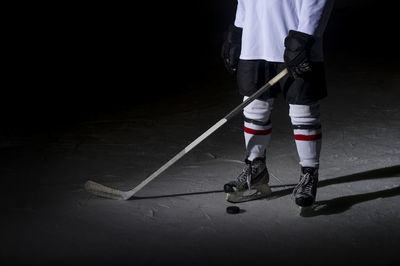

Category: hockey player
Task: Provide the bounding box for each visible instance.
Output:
[221,0,334,207]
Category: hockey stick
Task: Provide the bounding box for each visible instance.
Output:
[84,68,288,200]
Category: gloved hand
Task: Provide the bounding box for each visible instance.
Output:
[284,30,315,79]
[221,25,242,75]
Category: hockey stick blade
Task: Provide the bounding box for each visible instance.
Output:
[84,69,288,200]
[84,180,130,200]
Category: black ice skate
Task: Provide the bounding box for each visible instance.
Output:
[224,157,272,203]
[292,167,319,209]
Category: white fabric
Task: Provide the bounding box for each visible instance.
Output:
[289,103,321,168]
[244,122,272,161]
[234,0,334,62]
[289,102,320,125]
[243,97,274,161]
[293,129,322,168]
[243,96,274,122]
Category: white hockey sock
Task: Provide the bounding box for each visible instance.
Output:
[289,103,322,168]
[243,97,274,161]
[244,121,272,161]
[293,128,322,168]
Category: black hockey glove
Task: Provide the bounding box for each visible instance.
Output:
[284,30,315,79]
[221,25,242,75]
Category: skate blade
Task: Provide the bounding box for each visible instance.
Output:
[299,205,315,216]
[226,184,272,203]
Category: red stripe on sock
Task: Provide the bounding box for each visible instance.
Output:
[294,133,322,141]
[244,126,272,135]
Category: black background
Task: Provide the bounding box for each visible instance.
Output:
[3,0,398,134]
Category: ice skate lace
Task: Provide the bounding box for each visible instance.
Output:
[295,173,315,196]
[237,163,258,190]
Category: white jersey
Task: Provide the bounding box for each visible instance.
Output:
[234,0,334,62]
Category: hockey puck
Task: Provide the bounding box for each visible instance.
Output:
[226,206,240,214]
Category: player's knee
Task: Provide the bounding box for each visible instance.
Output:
[289,102,320,126]
[243,97,274,123]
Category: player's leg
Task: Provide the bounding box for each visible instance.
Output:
[278,59,327,208]
[224,60,277,203]
[289,103,321,207]
[224,97,274,203]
